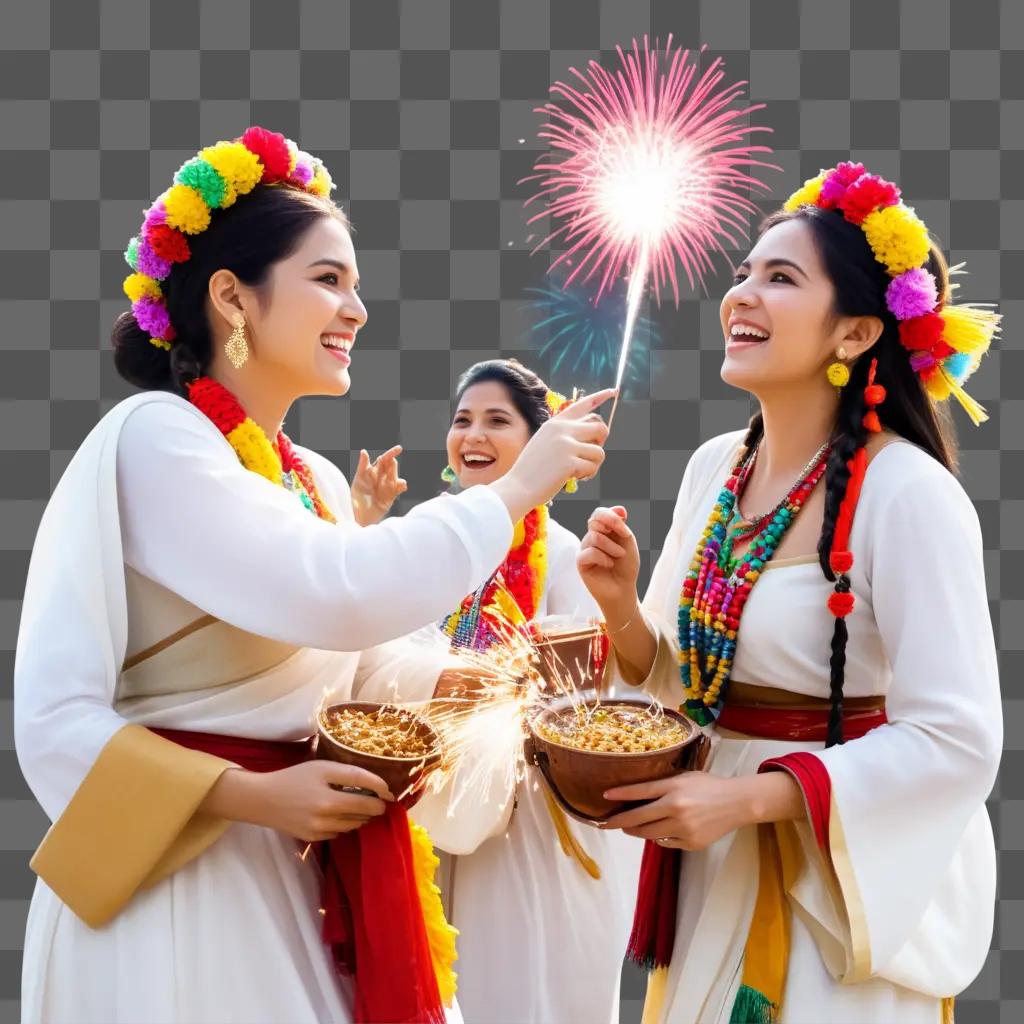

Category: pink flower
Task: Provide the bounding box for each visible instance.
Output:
[132,296,171,338]
[886,268,938,320]
[818,162,866,209]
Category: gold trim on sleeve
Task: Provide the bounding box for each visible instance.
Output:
[827,792,873,981]
[30,724,232,928]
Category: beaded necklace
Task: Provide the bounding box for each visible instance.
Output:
[678,440,830,724]
[441,504,548,651]
[188,377,336,523]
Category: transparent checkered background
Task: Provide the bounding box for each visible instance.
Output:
[1,1,1021,1021]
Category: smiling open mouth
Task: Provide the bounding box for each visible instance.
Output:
[729,325,771,342]
[461,454,496,468]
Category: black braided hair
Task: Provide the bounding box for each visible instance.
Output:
[817,371,870,746]
[755,206,959,747]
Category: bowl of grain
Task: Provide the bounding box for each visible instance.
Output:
[317,701,443,808]
[523,697,709,824]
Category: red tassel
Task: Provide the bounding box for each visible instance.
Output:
[828,591,855,617]
[862,410,882,433]
[829,551,853,574]
[626,840,681,969]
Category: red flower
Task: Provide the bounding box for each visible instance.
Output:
[898,313,945,352]
[828,592,855,618]
[145,223,190,263]
[864,383,886,407]
[829,551,853,574]
[242,126,292,183]
[838,174,901,225]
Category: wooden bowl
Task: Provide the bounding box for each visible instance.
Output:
[524,697,709,825]
[316,701,443,808]
[530,622,609,693]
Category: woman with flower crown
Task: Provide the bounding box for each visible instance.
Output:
[14,127,614,1024]
[578,165,1000,1022]
[411,358,642,1024]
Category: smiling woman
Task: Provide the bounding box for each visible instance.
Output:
[417,357,643,1024]
[15,128,616,1024]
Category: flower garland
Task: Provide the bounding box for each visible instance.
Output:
[441,505,549,651]
[187,377,336,523]
[785,162,999,425]
[408,821,459,1006]
[123,126,335,351]
[678,441,830,725]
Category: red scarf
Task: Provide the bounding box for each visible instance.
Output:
[154,728,445,1024]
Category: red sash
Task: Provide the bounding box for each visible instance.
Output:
[153,728,445,1024]
[625,703,887,971]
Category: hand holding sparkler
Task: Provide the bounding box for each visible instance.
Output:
[489,387,616,522]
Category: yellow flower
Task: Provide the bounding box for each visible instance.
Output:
[200,141,263,204]
[226,419,281,483]
[408,822,459,1007]
[783,171,827,212]
[308,161,334,197]
[827,362,850,387]
[122,273,161,303]
[861,204,930,276]
[164,183,211,235]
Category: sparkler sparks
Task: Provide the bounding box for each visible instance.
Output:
[523,36,778,421]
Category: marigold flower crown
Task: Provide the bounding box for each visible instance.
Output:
[784,162,999,425]
[122,126,335,353]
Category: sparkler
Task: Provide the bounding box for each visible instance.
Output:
[523,36,777,426]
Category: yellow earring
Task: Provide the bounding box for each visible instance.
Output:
[225,313,249,370]
[827,347,850,392]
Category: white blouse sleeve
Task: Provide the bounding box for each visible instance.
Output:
[800,452,1001,991]
[116,401,514,652]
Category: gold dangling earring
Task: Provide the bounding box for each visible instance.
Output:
[826,346,849,396]
[225,313,249,370]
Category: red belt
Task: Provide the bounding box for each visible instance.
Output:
[715,703,887,741]
[151,727,446,1024]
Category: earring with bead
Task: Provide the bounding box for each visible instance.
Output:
[826,346,849,395]
[440,464,457,484]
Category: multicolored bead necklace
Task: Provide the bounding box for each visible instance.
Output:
[188,377,336,522]
[678,440,831,725]
[441,505,548,651]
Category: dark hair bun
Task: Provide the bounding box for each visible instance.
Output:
[111,311,174,391]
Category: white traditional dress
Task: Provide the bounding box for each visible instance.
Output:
[15,391,516,1024]
[414,517,644,1024]
[617,430,1000,1022]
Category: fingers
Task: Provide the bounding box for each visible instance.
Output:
[325,791,388,819]
[356,449,370,474]
[587,531,627,560]
[559,388,617,419]
[600,795,673,831]
[395,478,409,495]
[577,546,615,571]
[322,762,393,801]
[588,507,634,540]
[376,445,403,464]
[612,505,628,520]
[623,821,681,841]
[603,776,677,803]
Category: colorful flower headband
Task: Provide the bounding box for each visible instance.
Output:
[122,126,335,352]
[784,162,999,425]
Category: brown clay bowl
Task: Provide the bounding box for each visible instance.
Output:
[530,622,609,693]
[524,697,709,825]
[316,701,443,809]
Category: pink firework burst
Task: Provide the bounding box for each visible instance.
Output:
[523,36,777,305]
